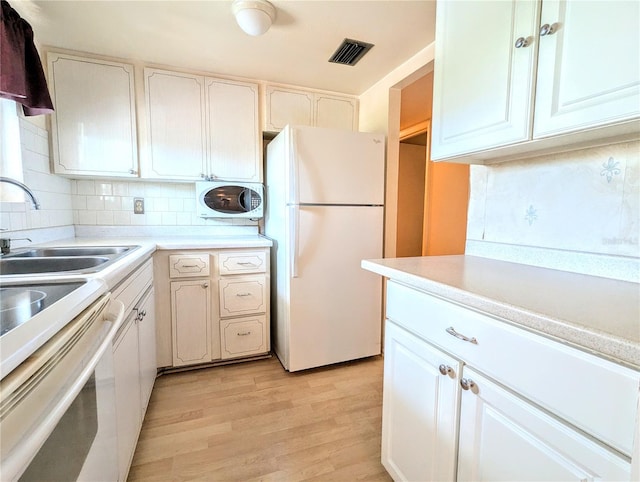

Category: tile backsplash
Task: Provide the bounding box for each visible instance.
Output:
[0,116,73,234]
[70,180,257,228]
[466,140,640,281]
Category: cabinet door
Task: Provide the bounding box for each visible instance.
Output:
[533,0,640,137]
[382,320,460,482]
[264,86,314,131]
[430,0,540,160]
[47,53,138,177]
[314,94,358,131]
[113,315,142,482]
[457,367,631,482]
[143,68,206,180]
[206,79,261,181]
[171,279,212,366]
[137,288,156,413]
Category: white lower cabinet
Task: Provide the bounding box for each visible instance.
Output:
[154,247,271,369]
[171,279,213,366]
[382,321,460,482]
[457,368,632,482]
[112,260,157,482]
[113,313,141,482]
[382,280,639,482]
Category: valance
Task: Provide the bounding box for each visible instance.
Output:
[0,0,53,116]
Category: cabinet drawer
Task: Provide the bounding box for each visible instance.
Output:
[169,254,210,278]
[112,259,153,314]
[220,315,268,359]
[386,280,640,456]
[218,251,266,275]
[219,275,267,317]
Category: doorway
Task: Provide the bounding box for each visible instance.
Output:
[395,71,470,257]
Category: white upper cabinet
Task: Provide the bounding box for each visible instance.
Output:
[143,69,206,180]
[431,0,540,159]
[142,68,261,182]
[533,0,640,137]
[431,0,640,163]
[206,78,261,182]
[47,53,138,177]
[264,85,358,132]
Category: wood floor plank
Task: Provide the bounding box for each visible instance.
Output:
[129,356,391,481]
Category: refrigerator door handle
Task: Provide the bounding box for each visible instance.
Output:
[289,204,299,278]
[289,127,299,206]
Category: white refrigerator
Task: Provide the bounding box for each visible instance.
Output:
[265,125,385,372]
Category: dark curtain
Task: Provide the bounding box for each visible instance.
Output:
[0,0,53,116]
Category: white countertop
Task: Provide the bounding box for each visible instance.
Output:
[0,234,272,378]
[362,255,640,369]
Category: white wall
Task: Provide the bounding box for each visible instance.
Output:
[466,140,640,282]
[0,115,73,242]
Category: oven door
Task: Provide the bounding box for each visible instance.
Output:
[0,295,124,482]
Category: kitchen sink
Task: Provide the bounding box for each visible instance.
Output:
[0,245,139,276]
[0,257,110,275]
[4,246,133,258]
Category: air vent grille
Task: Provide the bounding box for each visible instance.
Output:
[328,38,374,66]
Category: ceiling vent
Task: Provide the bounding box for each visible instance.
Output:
[328,38,374,66]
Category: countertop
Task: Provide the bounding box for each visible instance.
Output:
[0,234,272,378]
[362,255,640,369]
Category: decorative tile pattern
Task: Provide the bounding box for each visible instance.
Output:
[601,157,621,183]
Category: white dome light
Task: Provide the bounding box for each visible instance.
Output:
[232,0,276,36]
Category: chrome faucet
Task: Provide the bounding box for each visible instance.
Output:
[0,177,41,210]
[0,236,31,255]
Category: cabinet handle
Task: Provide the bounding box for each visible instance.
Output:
[180,264,200,268]
[237,261,257,266]
[236,292,252,297]
[438,364,455,378]
[460,378,478,394]
[202,282,209,288]
[237,331,251,336]
[446,327,478,344]
[200,173,208,179]
[128,169,137,175]
[514,36,530,48]
[539,23,557,37]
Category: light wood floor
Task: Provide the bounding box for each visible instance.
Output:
[128,355,392,482]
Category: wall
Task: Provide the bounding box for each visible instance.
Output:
[466,140,640,282]
[0,115,74,246]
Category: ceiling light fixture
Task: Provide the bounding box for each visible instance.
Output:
[232,0,276,36]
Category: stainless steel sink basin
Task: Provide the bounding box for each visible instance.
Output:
[0,245,139,275]
[0,257,110,275]
[5,246,132,258]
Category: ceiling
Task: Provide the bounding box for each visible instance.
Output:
[14,0,437,96]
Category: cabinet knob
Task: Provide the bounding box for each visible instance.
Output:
[200,173,207,179]
[438,364,455,378]
[539,23,557,37]
[129,169,137,175]
[460,378,478,394]
[202,282,209,288]
[514,36,530,48]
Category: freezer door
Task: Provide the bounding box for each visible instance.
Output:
[287,205,383,372]
[290,126,385,206]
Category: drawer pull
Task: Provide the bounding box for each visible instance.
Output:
[446,327,478,345]
[236,292,252,297]
[237,261,257,266]
[438,364,455,378]
[460,378,478,394]
[180,264,201,268]
[237,331,251,336]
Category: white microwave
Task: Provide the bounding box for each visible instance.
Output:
[196,181,264,219]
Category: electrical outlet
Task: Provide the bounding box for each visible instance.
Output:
[134,198,145,214]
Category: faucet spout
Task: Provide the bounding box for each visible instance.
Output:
[0,177,41,210]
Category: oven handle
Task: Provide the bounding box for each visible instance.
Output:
[1,297,125,481]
